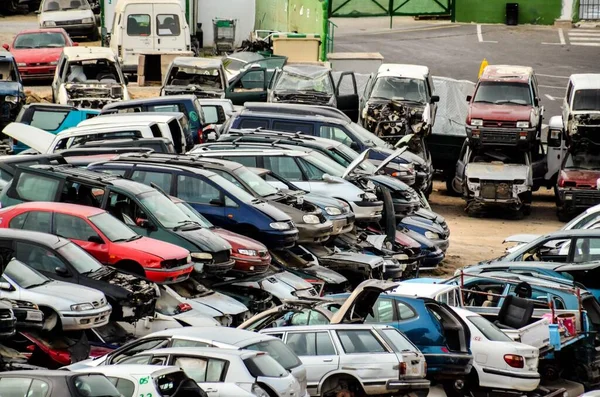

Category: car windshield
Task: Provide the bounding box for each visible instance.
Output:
[467,315,513,342]
[138,191,203,229]
[573,89,600,111]
[564,152,600,170]
[66,59,123,84]
[371,76,428,103]
[233,167,279,197]
[304,151,349,177]
[57,241,102,274]
[44,0,91,11]
[89,212,138,242]
[244,339,302,370]
[174,201,214,228]
[346,122,391,148]
[276,70,334,95]
[73,375,121,397]
[473,81,532,106]
[167,66,224,89]
[4,259,51,289]
[209,174,255,203]
[14,32,66,49]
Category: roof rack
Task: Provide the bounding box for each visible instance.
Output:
[227,128,317,140]
[33,164,124,183]
[59,147,153,157]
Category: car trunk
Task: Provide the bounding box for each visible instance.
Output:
[425,302,470,354]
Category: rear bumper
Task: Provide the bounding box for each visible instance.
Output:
[386,378,431,392]
[145,264,193,284]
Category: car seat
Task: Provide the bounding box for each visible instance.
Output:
[46,1,60,11]
[496,295,534,329]
[70,0,81,8]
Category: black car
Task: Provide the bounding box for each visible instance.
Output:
[0,229,158,322]
[0,154,67,188]
[0,299,16,338]
[6,299,44,331]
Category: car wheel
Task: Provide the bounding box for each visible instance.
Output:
[4,0,20,13]
[41,308,61,332]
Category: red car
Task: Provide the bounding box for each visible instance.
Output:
[3,28,75,81]
[0,202,194,284]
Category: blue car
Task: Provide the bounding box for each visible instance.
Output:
[87,161,300,249]
[12,103,99,154]
[0,53,25,128]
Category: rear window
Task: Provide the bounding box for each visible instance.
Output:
[14,172,60,201]
[467,316,513,342]
[239,118,269,129]
[73,375,121,397]
[336,330,387,354]
[244,354,287,378]
[30,110,70,131]
[107,377,135,397]
[243,339,302,370]
[378,328,417,353]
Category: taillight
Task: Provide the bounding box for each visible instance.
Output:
[558,178,564,187]
[441,347,449,353]
[504,354,524,368]
[399,362,407,376]
[197,128,204,144]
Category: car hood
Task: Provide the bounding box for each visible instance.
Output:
[560,169,600,186]
[251,200,292,222]
[368,174,411,192]
[174,227,232,253]
[11,48,63,64]
[186,290,248,316]
[3,122,54,153]
[300,264,348,285]
[374,146,410,174]
[343,149,371,179]
[330,279,398,324]
[40,9,93,22]
[468,102,533,121]
[320,251,385,268]
[466,162,529,180]
[30,280,105,303]
[210,228,267,252]
[118,236,189,260]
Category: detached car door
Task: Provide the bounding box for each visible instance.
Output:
[335,72,359,122]
[226,67,268,105]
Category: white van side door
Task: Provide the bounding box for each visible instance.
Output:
[122,3,155,67]
[153,3,188,53]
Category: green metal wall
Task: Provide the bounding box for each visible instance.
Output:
[329,0,452,17]
[455,0,561,24]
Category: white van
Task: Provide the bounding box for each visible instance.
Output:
[562,73,600,138]
[78,113,187,152]
[110,0,192,74]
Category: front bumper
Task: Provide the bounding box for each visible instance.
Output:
[297,220,333,244]
[0,315,16,337]
[558,188,600,213]
[259,229,299,249]
[19,65,56,80]
[329,214,355,235]
[393,199,421,217]
[351,200,383,223]
[56,23,97,37]
[145,263,194,284]
[203,259,236,275]
[60,305,112,330]
[230,254,271,274]
[420,247,445,270]
[13,308,44,330]
[468,181,531,207]
[466,126,536,146]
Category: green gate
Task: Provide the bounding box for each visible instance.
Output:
[329,0,453,17]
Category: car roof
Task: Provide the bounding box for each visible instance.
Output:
[569,74,600,90]
[141,347,258,359]
[0,153,64,164]
[62,122,157,135]
[391,282,458,298]
[88,114,177,123]
[224,129,342,149]
[172,57,223,68]
[101,160,218,177]
[9,202,105,217]
[243,102,350,122]
[0,227,66,247]
[265,324,395,333]
[377,64,430,79]
[0,52,15,61]
[113,153,244,171]
[195,148,309,157]
[480,65,533,83]
[102,95,197,110]
[143,326,280,346]
[0,370,76,378]
[23,103,81,111]
[74,365,181,377]
[238,109,346,125]
[62,47,117,62]
[539,229,600,239]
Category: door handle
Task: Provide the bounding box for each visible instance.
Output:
[322,358,333,362]
[158,38,161,44]
[204,388,216,393]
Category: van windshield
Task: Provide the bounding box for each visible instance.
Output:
[276,71,334,95]
[573,89,600,111]
[43,0,91,11]
[473,82,532,106]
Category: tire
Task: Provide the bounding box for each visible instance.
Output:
[3,0,20,13]
[379,186,397,241]
[90,28,100,42]
[446,177,461,197]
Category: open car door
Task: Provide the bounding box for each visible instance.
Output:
[330,279,398,324]
[335,72,359,122]
[225,65,269,106]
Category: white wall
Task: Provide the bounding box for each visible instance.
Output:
[197,0,256,48]
[561,0,574,20]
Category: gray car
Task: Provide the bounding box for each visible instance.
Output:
[0,259,111,331]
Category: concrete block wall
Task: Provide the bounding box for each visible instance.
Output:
[455,0,563,25]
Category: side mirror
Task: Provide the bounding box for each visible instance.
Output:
[209,198,224,206]
[2,44,9,51]
[73,42,79,47]
[547,129,562,148]
[466,95,472,102]
[88,235,105,245]
[350,141,359,150]
[124,76,129,85]
[430,95,440,103]
[55,266,71,277]
[0,282,13,291]
[136,218,152,229]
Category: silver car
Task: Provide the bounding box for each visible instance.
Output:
[0,259,111,331]
[261,324,430,397]
[115,347,302,397]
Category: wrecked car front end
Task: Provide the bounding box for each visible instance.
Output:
[62,83,128,109]
[568,113,600,143]
[268,195,333,244]
[465,162,531,211]
[556,162,600,220]
[363,99,429,144]
[161,58,227,99]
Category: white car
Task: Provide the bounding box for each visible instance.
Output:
[452,307,540,393]
[38,0,99,41]
[116,347,304,397]
[71,365,206,397]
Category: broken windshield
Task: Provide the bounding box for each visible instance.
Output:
[276,71,334,95]
[573,89,600,111]
[474,81,532,106]
[371,76,427,103]
[43,0,91,11]
[167,66,223,89]
[66,59,122,84]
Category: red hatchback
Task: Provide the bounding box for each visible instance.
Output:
[0,202,193,284]
[3,28,75,81]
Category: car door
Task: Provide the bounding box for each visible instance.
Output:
[52,54,66,101]
[122,5,154,67]
[168,355,227,397]
[562,80,573,130]
[174,173,227,227]
[529,150,546,189]
[453,140,469,193]
[226,67,268,105]
[282,331,339,393]
[154,8,184,54]
[13,240,78,283]
[335,72,359,122]
[546,124,567,182]
[52,213,110,264]
[105,337,172,365]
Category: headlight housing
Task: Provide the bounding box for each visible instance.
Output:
[50,61,58,66]
[325,206,342,216]
[16,63,26,67]
[516,121,530,128]
[43,21,56,27]
[82,17,94,23]
[71,303,94,312]
[425,231,440,240]
[470,119,483,127]
[270,222,291,230]
[238,249,257,256]
[191,252,213,260]
[5,95,18,104]
[302,214,320,224]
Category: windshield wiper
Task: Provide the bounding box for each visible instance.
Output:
[173,220,201,231]
[125,235,143,242]
[496,100,528,106]
[26,279,52,289]
[473,100,496,104]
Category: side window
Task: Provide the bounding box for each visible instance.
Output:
[0,377,49,397]
[224,196,238,208]
[238,118,269,129]
[131,170,173,193]
[127,14,151,36]
[111,339,170,364]
[29,380,50,397]
[54,213,99,242]
[573,237,600,263]
[336,330,386,354]
[107,192,145,226]
[57,56,67,80]
[156,14,181,36]
[9,211,52,234]
[233,70,265,91]
[272,121,314,134]
[171,339,212,348]
[30,110,69,131]
[13,173,60,202]
[286,332,336,356]
[227,156,257,167]
[176,175,221,204]
[174,357,227,383]
[118,355,152,365]
[107,378,135,397]
[365,298,394,323]
[396,301,417,321]
[318,126,353,146]
[264,157,303,181]
[14,241,67,274]
[298,159,327,181]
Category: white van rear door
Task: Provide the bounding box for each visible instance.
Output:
[122,3,155,67]
[153,3,188,53]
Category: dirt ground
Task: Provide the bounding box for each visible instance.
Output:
[429,181,563,274]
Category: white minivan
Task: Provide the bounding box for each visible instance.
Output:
[562,73,600,138]
[110,0,192,74]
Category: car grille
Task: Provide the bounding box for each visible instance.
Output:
[56,19,83,26]
[212,250,231,264]
[480,131,519,144]
[161,257,188,269]
[483,120,517,128]
[28,62,52,67]
[481,181,513,200]
[574,191,600,206]
[91,298,106,309]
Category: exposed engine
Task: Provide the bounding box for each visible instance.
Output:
[65,83,124,109]
[163,86,224,99]
[364,100,427,144]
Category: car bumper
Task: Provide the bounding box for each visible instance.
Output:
[431,237,450,253]
[0,316,16,337]
[297,221,333,244]
[60,305,112,330]
[203,259,236,275]
[420,248,445,269]
[145,263,194,284]
[230,254,271,274]
[351,200,383,223]
[18,66,56,80]
[481,367,540,391]
[259,229,299,249]
[329,214,355,235]
[386,378,431,393]
[558,189,600,213]
[393,199,422,217]
[467,126,536,146]
[13,308,44,330]
[58,23,97,37]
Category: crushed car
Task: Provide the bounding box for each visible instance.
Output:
[269,64,337,107]
[161,57,228,99]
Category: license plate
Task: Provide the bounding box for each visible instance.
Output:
[26,311,43,321]
[411,366,420,375]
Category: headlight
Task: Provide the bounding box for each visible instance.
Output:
[470,119,483,126]
[50,61,58,66]
[516,121,530,128]
[393,254,409,260]
[366,180,375,190]
[71,303,94,311]
[424,231,440,239]
[363,192,378,201]
[238,249,258,256]
[186,254,192,263]
[5,95,18,104]
[325,206,342,216]
[82,17,94,23]
[302,214,320,224]
[43,21,56,27]
[191,252,213,260]
[565,194,573,200]
[16,63,26,67]
[270,222,291,230]
[251,384,270,397]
